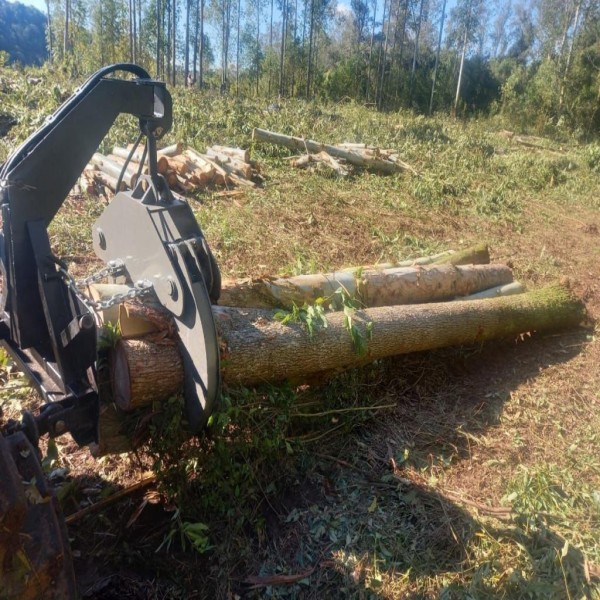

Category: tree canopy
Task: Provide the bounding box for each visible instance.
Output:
[4,0,600,136]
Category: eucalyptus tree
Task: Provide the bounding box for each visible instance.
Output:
[447,0,486,113]
[350,0,369,98]
[429,0,447,113]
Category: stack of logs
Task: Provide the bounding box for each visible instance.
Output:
[80,143,258,196]
[90,243,587,455]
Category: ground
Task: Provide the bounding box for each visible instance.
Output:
[1,73,600,599]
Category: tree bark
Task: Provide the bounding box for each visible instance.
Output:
[252,128,406,174]
[108,283,585,392]
[216,283,585,385]
[429,0,447,114]
[97,282,586,454]
[218,263,513,309]
[111,338,183,411]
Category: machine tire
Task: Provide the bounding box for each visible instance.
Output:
[0,431,76,599]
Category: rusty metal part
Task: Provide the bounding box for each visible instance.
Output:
[0,432,76,599]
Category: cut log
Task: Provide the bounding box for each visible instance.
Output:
[461,281,525,301]
[340,244,490,272]
[110,338,183,411]
[218,263,513,309]
[108,283,585,391]
[95,172,127,193]
[97,282,586,453]
[184,148,217,170]
[91,153,138,189]
[292,152,349,176]
[158,143,184,157]
[253,128,411,174]
[215,283,586,385]
[210,145,250,162]
[78,169,96,195]
[205,149,253,179]
[431,243,490,266]
[166,156,196,176]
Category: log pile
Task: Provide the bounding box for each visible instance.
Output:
[81,143,259,197]
[88,242,589,456]
[253,127,418,175]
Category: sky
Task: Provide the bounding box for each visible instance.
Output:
[12,0,46,11]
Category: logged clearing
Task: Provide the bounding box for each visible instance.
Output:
[2,71,600,599]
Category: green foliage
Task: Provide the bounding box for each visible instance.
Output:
[274,300,329,338]
[585,144,600,173]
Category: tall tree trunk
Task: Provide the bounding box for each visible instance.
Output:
[366,0,377,101]
[236,0,241,95]
[256,0,260,95]
[185,0,191,85]
[559,0,582,110]
[156,0,162,77]
[193,0,199,82]
[166,0,171,81]
[279,0,288,97]
[45,0,53,60]
[454,25,468,114]
[454,0,472,115]
[385,0,401,104]
[131,0,137,63]
[409,0,425,104]
[376,0,390,109]
[63,0,69,56]
[199,0,204,87]
[306,0,315,97]
[291,0,298,95]
[137,0,142,62]
[395,0,409,101]
[429,0,446,114]
[172,0,177,85]
[129,0,134,62]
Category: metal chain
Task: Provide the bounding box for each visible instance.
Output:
[59,259,153,312]
[75,259,125,287]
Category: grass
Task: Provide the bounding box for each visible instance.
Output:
[1,62,600,599]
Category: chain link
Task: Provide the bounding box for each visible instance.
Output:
[75,259,125,287]
[59,259,153,312]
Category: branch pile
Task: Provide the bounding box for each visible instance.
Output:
[80,143,259,197]
[252,127,418,175]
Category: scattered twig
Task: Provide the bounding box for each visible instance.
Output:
[243,567,315,589]
[292,402,396,418]
[65,475,156,525]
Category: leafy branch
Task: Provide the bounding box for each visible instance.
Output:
[274,279,374,356]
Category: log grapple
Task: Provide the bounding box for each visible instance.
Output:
[0,65,220,597]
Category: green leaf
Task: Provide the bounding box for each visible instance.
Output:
[42,437,59,472]
[368,496,377,513]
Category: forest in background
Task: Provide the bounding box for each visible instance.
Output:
[1,0,600,136]
[0,0,47,64]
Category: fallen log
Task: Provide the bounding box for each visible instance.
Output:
[253,128,408,174]
[462,281,525,301]
[431,242,490,266]
[292,152,349,176]
[218,263,512,309]
[91,153,138,189]
[109,283,585,398]
[111,338,183,411]
[217,283,586,385]
[210,145,250,162]
[95,172,126,194]
[340,243,490,272]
